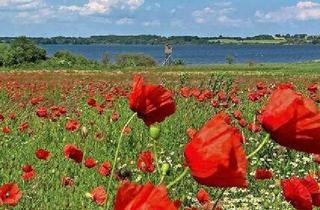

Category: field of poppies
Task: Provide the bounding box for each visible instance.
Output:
[0,70,319,210]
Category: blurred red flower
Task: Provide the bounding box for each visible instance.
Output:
[260,88,320,154]
[87,98,97,107]
[114,181,178,210]
[18,122,29,132]
[84,157,97,168]
[255,169,273,180]
[65,119,80,132]
[129,75,176,126]
[90,186,107,206]
[21,164,36,181]
[137,151,155,173]
[35,149,50,161]
[0,183,22,206]
[281,175,320,210]
[98,161,111,177]
[61,177,74,187]
[36,106,48,118]
[2,127,11,134]
[184,113,247,188]
[64,144,83,163]
[196,188,210,205]
[308,83,318,94]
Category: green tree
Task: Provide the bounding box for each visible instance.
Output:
[9,36,46,65]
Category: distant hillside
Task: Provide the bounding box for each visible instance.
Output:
[1,34,320,45]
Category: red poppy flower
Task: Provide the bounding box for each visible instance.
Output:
[196,188,210,205]
[281,177,313,210]
[248,92,260,102]
[2,127,10,134]
[65,119,80,132]
[84,157,97,168]
[61,177,74,187]
[232,110,242,120]
[111,111,120,122]
[64,144,83,163]
[180,87,191,98]
[90,186,107,206]
[255,169,273,180]
[248,123,261,133]
[35,149,50,161]
[114,181,178,210]
[87,98,97,107]
[0,183,22,206]
[184,113,247,188]
[98,161,111,177]
[0,113,4,122]
[8,113,16,120]
[18,122,29,132]
[308,83,318,94]
[238,118,247,128]
[260,88,320,154]
[129,75,176,126]
[211,100,219,108]
[36,106,48,118]
[137,151,155,173]
[30,97,43,105]
[21,164,36,181]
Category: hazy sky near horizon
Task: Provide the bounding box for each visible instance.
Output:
[1,0,320,37]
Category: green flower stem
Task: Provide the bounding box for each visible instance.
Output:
[213,189,226,209]
[247,133,270,160]
[152,137,161,177]
[167,167,189,189]
[106,112,137,210]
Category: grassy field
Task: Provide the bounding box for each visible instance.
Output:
[0,64,319,209]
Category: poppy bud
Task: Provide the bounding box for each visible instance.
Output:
[161,163,170,176]
[149,125,161,140]
[85,192,92,199]
[80,126,88,139]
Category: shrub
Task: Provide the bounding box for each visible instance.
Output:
[0,44,8,66]
[44,51,101,69]
[173,59,185,66]
[115,54,157,67]
[225,55,235,64]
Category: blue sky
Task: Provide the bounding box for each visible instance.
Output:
[1,0,320,37]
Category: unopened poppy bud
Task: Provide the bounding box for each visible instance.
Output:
[81,126,88,139]
[161,163,170,176]
[149,125,161,139]
[85,192,92,199]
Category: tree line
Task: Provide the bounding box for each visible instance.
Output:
[1,34,320,45]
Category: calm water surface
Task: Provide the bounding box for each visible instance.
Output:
[41,44,320,64]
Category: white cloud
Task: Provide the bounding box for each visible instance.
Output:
[192,3,248,27]
[116,17,134,25]
[142,20,160,26]
[0,0,43,10]
[16,7,55,23]
[61,0,144,16]
[256,1,320,22]
[192,7,214,23]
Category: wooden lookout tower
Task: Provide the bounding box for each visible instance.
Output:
[163,43,173,66]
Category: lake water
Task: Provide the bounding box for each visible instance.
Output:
[41,44,320,64]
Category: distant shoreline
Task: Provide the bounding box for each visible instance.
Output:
[1,34,320,45]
